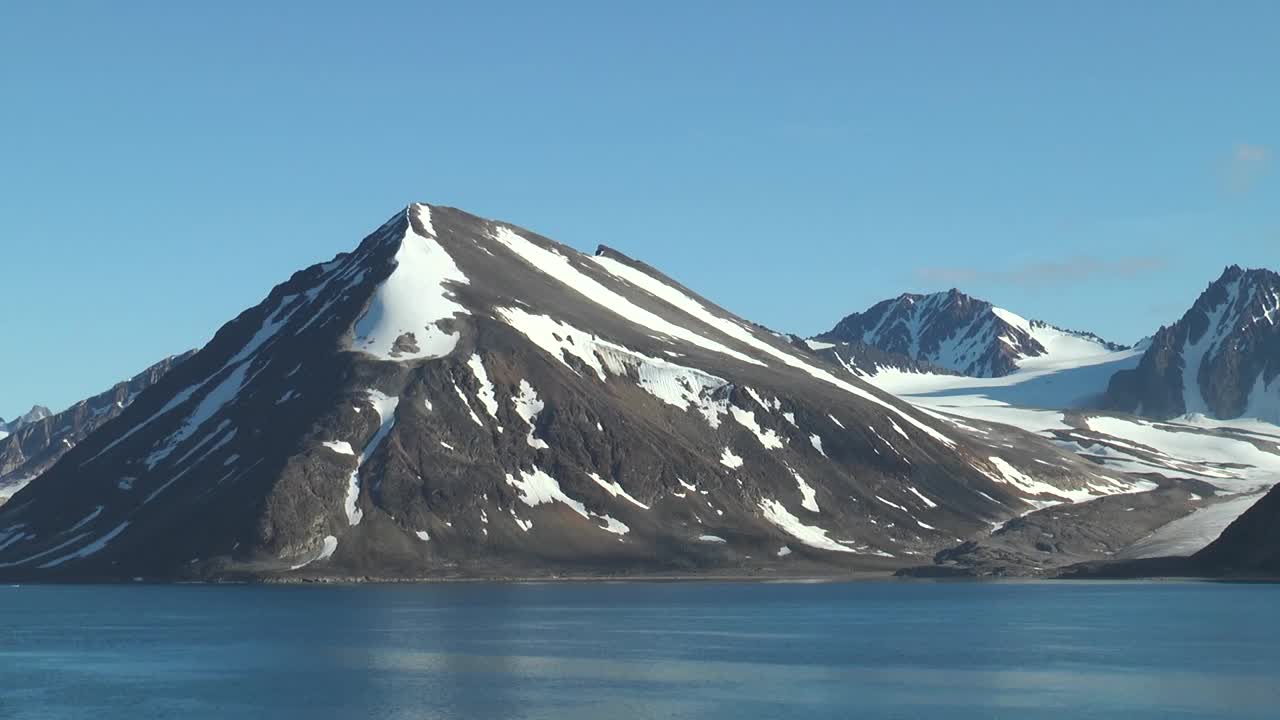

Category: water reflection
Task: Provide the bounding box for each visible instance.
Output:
[1,581,1278,719]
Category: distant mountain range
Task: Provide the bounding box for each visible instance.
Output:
[0,202,1276,582]
[815,272,1278,430]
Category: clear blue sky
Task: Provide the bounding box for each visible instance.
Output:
[2,1,1277,419]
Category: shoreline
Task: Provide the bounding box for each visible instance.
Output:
[4,570,1275,586]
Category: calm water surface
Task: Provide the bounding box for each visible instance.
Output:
[2,580,1278,719]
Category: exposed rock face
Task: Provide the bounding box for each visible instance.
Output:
[0,406,52,438]
[0,354,191,503]
[1105,266,1280,423]
[0,204,1141,581]
[818,290,1126,378]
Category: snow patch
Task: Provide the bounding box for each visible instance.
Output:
[791,469,820,512]
[290,535,338,570]
[323,441,355,456]
[809,434,827,458]
[729,405,784,449]
[758,499,856,553]
[511,379,550,449]
[350,204,470,361]
[720,448,744,469]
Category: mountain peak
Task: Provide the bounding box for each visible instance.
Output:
[1105,264,1280,422]
[819,291,1124,378]
[11,405,51,429]
[594,244,629,260]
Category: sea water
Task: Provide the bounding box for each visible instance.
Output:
[2,580,1277,719]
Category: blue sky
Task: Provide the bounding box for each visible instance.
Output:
[2,1,1277,419]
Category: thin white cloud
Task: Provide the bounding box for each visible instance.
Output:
[1224,143,1271,194]
[915,255,1168,288]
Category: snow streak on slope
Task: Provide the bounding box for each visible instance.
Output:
[589,255,955,447]
[758,499,855,553]
[506,467,630,537]
[492,227,761,366]
[345,390,400,526]
[495,306,732,428]
[351,204,470,361]
[1181,276,1242,416]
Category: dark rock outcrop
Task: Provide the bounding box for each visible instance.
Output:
[1105,266,1280,422]
[1193,483,1280,576]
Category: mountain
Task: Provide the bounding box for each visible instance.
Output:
[817,290,1129,378]
[0,203,1145,581]
[1105,266,1280,423]
[0,406,53,440]
[0,354,192,504]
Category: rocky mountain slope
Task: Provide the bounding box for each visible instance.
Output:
[0,406,52,441]
[817,289,1129,378]
[1105,266,1280,424]
[899,413,1280,578]
[1191,481,1280,576]
[0,204,1146,581]
[0,355,191,504]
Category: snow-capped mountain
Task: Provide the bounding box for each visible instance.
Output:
[0,354,191,504]
[1106,266,1280,424]
[817,289,1129,378]
[0,203,1143,581]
